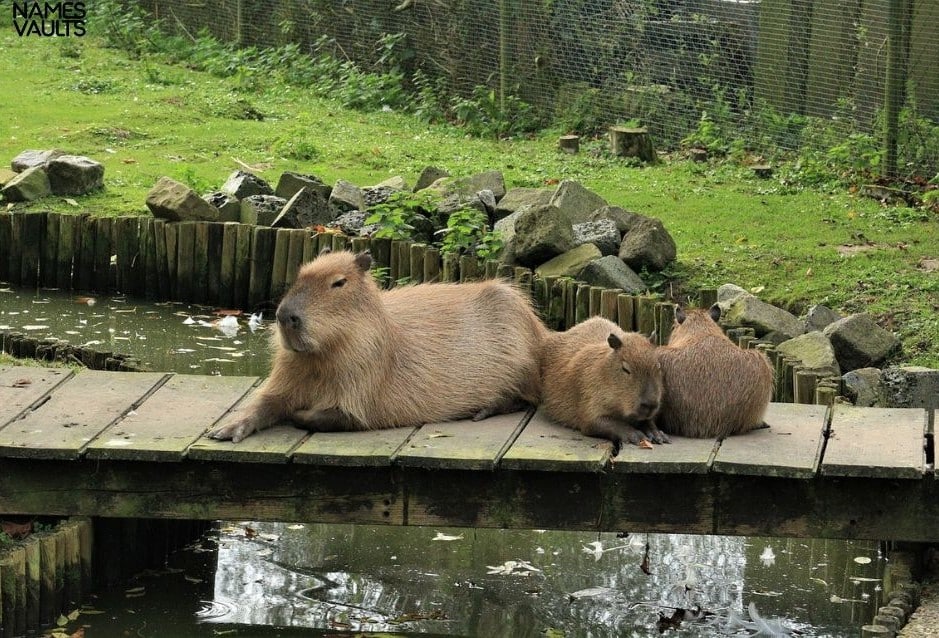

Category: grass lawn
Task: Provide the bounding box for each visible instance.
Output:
[1,30,937,366]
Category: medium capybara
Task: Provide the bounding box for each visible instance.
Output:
[208,250,546,442]
[540,316,666,449]
[656,304,774,438]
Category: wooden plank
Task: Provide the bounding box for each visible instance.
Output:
[248,226,276,309]
[712,402,828,478]
[151,218,168,299]
[175,221,195,302]
[270,228,291,300]
[139,217,159,300]
[75,214,95,291]
[7,211,24,286]
[205,222,224,306]
[85,374,257,462]
[394,412,528,471]
[500,409,612,472]
[19,212,45,288]
[284,229,305,289]
[219,222,238,308]
[822,405,926,479]
[292,427,417,467]
[115,216,141,296]
[0,366,74,430]
[604,473,715,534]
[0,212,11,282]
[612,434,718,474]
[192,222,209,302]
[0,371,168,459]
[93,217,113,294]
[232,223,251,309]
[163,221,178,301]
[40,213,59,288]
[301,231,318,264]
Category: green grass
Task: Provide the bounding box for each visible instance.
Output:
[1,31,937,366]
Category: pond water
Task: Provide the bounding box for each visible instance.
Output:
[0,287,890,637]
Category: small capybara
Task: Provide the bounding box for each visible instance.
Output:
[540,316,666,449]
[656,304,774,438]
[208,250,546,442]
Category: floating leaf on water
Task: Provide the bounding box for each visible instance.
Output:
[256,548,273,557]
[850,577,881,582]
[853,556,872,564]
[74,296,96,306]
[809,577,828,587]
[125,586,146,596]
[183,316,196,325]
[184,575,204,584]
[759,546,776,567]
[78,608,105,615]
[287,524,305,530]
[64,198,80,207]
[432,531,464,542]
[568,586,615,600]
[22,324,50,331]
[214,309,243,316]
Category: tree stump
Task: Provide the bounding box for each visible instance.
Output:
[752,164,773,179]
[558,135,580,154]
[609,126,656,163]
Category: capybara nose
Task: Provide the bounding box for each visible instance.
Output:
[639,397,660,416]
[275,305,301,330]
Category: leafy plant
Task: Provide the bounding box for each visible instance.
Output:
[450,86,539,139]
[365,191,438,240]
[437,207,502,260]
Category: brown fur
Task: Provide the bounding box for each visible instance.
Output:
[656,305,774,438]
[540,317,666,448]
[209,250,547,442]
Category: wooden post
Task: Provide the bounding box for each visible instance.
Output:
[23,536,40,633]
[37,533,56,626]
[233,224,251,309]
[496,263,514,280]
[861,626,893,638]
[175,222,196,302]
[514,266,532,299]
[409,244,426,284]
[698,288,718,309]
[74,214,96,292]
[575,284,591,324]
[599,289,621,323]
[617,294,635,332]
[19,212,45,288]
[116,216,142,296]
[563,278,577,330]
[459,254,479,282]
[219,223,238,308]
[205,222,225,305]
[609,126,656,162]
[588,286,603,317]
[192,222,209,302]
[396,241,412,283]
[370,237,392,272]
[330,233,349,253]
[142,217,160,300]
[883,0,905,178]
[545,276,563,330]
[285,229,306,290]
[151,219,168,299]
[558,134,580,153]
[164,222,179,301]
[656,302,676,345]
[794,370,819,404]
[636,296,657,337]
[41,213,59,289]
[441,252,459,283]
[301,232,318,264]
[271,228,292,300]
[56,213,80,290]
[423,246,441,283]
[7,211,24,286]
[0,212,11,282]
[484,259,501,279]
[249,226,276,309]
[389,239,403,284]
[532,274,548,314]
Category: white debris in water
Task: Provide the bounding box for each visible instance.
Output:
[432,531,464,542]
[759,546,776,566]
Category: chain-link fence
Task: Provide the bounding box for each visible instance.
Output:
[134,0,937,175]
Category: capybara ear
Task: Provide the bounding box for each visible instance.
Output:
[354,251,373,272]
[709,303,722,323]
[675,306,687,324]
[607,333,623,350]
[319,246,332,256]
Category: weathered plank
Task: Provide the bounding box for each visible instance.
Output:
[192,221,210,302]
[292,427,417,467]
[393,413,528,470]
[0,366,74,430]
[270,228,291,299]
[603,473,714,534]
[822,405,926,479]
[85,374,258,462]
[712,402,829,478]
[40,212,59,288]
[500,410,612,472]
[93,217,114,293]
[175,221,196,302]
[0,212,11,281]
[248,226,276,309]
[232,223,251,310]
[0,371,168,459]
[219,222,238,308]
[612,434,718,475]
[205,222,224,305]
[55,213,80,290]
[18,212,45,288]
[163,221,178,301]
[75,213,95,292]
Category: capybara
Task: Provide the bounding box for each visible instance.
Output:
[208,250,546,442]
[540,316,666,449]
[656,304,774,438]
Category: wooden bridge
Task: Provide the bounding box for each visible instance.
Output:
[1,365,935,542]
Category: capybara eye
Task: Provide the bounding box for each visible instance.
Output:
[332,278,346,288]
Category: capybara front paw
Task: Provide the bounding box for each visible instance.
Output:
[208,417,256,443]
[622,428,650,446]
[645,426,671,444]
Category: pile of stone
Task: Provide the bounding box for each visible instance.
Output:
[716,284,935,409]
[1,149,105,202]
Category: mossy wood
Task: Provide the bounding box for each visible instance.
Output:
[285,229,306,288]
[55,213,79,290]
[271,228,291,299]
[19,212,44,289]
[0,212,12,281]
[609,126,656,162]
[1,366,937,540]
[40,212,59,288]
[192,222,210,302]
[206,222,224,304]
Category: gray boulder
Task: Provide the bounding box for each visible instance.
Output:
[328,179,366,213]
[364,185,399,207]
[573,219,620,256]
[717,283,749,304]
[577,256,648,294]
[221,170,273,199]
[842,368,883,407]
[776,331,840,377]
[880,366,939,409]
[373,175,408,191]
[823,313,901,372]
[534,244,602,279]
[330,211,377,236]
[413,165,449,192]
[240,194,287,226]
[272,187,336,229]
[436,191,490,220]
[275,171,330,201]
[549,179,608,225]
[493,209,522,264]
[1,166,51,202]
[512,204,576,267]
[146,177,219,222]
[617,217,676,272]
[722,295,804,340]
[587,205,643,234]
[203,192,241,222]
[804,304,842,332]
[11,149,66,172]
[495,187,554,222]
[45,155,104,195]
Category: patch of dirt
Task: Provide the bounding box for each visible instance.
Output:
[837,244,877,256]
[917,258,939,272]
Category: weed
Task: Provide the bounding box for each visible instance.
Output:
[437,208,495,257]
[272,135,319,161]
[176,167,214,195]
[451,86,539,139]
[73,78,114,94]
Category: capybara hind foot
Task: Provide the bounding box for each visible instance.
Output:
[472,397,532,421]
[291,408,362,432]
[208,416,258,443]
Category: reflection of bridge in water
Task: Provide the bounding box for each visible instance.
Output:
[0,365,935,542]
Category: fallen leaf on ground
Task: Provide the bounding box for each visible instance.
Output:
[638,439,654,449]
[12,378,32,388]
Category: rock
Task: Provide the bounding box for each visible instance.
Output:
[11,149,66,172]
[240,194,287,226]
[272,187,336,229]
[449,170,506,200]
[548,179,608,225]
[477,189,497,216]
[372,175,408,191]
[758,331,795,347]
[221,170,273,199]
[328,179,366,213]
[534,244,602,278]
[494,187,554,222]
[587,205,644,235]
[880,366,939,409]
[842,368,884,407]
[776,332,840,377]
[722,295,804,340]
[413,165,449,192]
[436,191,489,220]
[45,155,104,195]
[804,304,843,332]
[146,177,220,222]
[717,283,750,304]
[577,255,648,293]
[203,192,241,222]
[330,211,377,236]
[493,209,522,264]
[0,167,16,187]
[512,204,576,267]
[1,166,51,202]
[573,219,620,256]
[617,216,677,272]
[274,171,330,201]
[823,314,901,372]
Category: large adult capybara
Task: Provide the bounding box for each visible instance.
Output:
[656,305,774,439]
[540,316,666,449]
[209,250,546,443]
